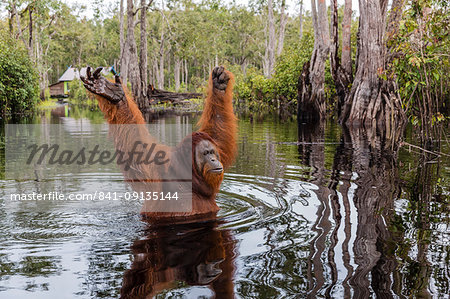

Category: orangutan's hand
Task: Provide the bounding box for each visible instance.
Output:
[80,66,125,104]
[211,66,230,92]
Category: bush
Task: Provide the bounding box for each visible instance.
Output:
[0,32,39,115]
[391,1,449,127]
[232,32,315,116]
[68,79,97,108]
[233,67,273,112]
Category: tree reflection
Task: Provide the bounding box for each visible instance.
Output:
[344,126,403,298]
[298,121,330,297]
[298,121,407,298]
[120,221,236,299]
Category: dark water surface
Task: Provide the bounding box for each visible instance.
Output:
[0,106,448,298]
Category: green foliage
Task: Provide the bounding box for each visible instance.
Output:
[391,0,449,130]
[0,31,39,115]
[273,33,315,102]
[233,32,315,114]
[44,88,51,101]
[37,99,59,108]
[68,79,97,107]
[233,67,273,112]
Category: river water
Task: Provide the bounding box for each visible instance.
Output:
[0,105,448,298]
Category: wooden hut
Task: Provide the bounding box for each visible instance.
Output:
[49,66,113,98]
[49,67,78,98]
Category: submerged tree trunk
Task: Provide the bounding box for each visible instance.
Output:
[298,0,330,120]
[297,61,317,121]
[341,0,405,135]
[139,0,149,110]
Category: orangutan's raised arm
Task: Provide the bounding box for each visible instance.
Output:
[81,66,146,125]
[197,66,237,169]
[80,67,169,187]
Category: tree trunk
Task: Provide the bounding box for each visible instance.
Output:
[298,61,318,121]
[119,0,126,79]
[139,0,149,110]
[265,0,276,78]
[298,0,330,119]
[276,0,288,56]
[158,47,164,90]
[341,0,352,80]
[148,87,202,104]
[184,59,188,89]
[167,54,171,88]
[152,59,158,87]
[330,0,351,114]
[14,3,25,44]
[174,56,181,91]
[28,6,33,59]
[119,0,125,72]
[386,0,404,41]
[8,5,14,34]
[385,0,404,66]
[299,0,304,39]
[181,58,184,88]
[241,59,248,76]
[158,20,165,90]
[341,0,405,135]
[125,0,142,102]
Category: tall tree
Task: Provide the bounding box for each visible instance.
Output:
[341,0,352,80]
[139,0,150,110]
[125,0,142,105]
[119,0,125,79]
[299,0,304,39]
[157,15,165,90]
[340,0,405,131]
[264,0,276,78]
[174,56,181,91]
[330,0,351,113]
[276,0,288,56]
[298,0,330,120]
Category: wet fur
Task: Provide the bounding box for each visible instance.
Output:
[90,69,237,220]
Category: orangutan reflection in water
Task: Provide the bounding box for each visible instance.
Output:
[120,221,236,299]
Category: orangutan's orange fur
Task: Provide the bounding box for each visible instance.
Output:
[198,72,237,169]
[91,69,237,219]
[94,86,146,125]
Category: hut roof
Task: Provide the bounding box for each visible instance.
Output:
[54,66,112,84]
[58,67,78,82]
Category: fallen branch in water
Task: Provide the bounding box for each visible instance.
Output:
[148,85,203,105]
[400,141,450,157]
